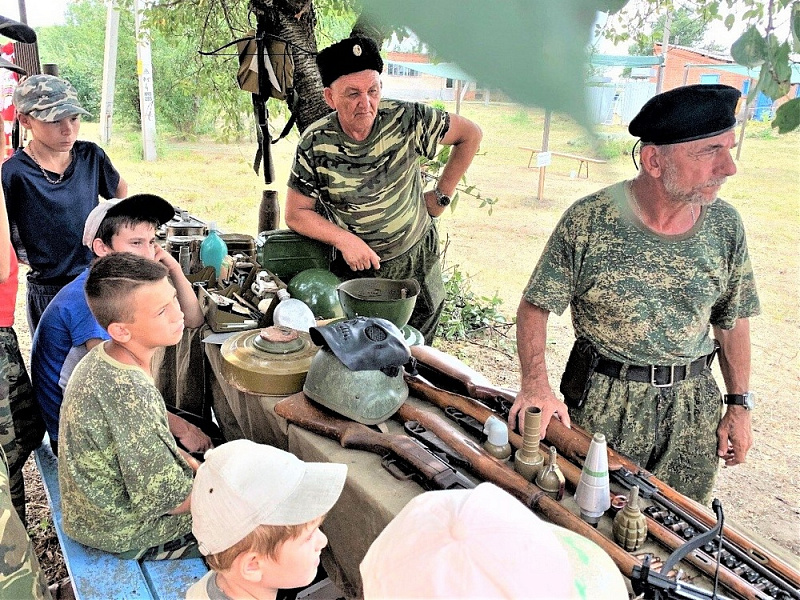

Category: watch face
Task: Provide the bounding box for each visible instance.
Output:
[744,392,755,410]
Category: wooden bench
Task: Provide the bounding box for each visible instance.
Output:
[519,147,607,178]
[34,441,209,600]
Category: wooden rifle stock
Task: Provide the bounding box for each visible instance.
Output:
[405,374,585,485]
[274,392,471,491]
[410,346,800,592]
[394,402,642,579]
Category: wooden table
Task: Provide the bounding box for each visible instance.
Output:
[205,342,422,598]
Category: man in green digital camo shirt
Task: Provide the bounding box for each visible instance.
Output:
[511,85,760,503]
[286,36,482,343]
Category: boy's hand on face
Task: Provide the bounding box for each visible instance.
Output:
[153,244,182,273]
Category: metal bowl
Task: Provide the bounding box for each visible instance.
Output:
[336,278,420,329]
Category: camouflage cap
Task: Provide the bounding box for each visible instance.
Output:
[12,74,91,122]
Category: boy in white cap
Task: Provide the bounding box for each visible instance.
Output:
[31,194,207,456]
[360,482,629,599]
[2,74,128,331]
[188,439,347,600]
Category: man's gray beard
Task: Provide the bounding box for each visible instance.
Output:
[662,163,725,207]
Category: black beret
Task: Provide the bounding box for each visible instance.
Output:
[629,84,740,145]
[316,36,383,87]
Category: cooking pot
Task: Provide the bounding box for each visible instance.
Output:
[165,209,207,237]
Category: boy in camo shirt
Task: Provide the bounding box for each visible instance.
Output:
[58,253,200,560]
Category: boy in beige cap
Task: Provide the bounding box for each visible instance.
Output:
[188,439,347,600]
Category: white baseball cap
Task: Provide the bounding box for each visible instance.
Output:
[82,194,175,249]
[191,440,347,556]
[360,482,629,599]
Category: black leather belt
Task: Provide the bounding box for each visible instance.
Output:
[595,350,716,388]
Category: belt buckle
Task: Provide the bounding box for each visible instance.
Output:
[651,364,674,388]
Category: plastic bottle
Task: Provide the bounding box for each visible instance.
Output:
[272,289,316,332]
[200,222,228,280]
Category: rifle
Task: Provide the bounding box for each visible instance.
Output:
[410,345,800,597]
[392,402,642,579]
[273,392,473,492]
[396,402,774,600]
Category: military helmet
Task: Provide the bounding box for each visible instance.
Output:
[304,317,410,424]
[303,348,409,425]
[287,268,344,320]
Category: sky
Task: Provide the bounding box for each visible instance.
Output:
[0,0,69,27]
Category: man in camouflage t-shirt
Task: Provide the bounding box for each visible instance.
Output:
[286,36,482,343]
[512,85,760,503]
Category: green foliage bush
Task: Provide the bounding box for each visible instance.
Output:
[438,264,508,341]
[36,0,252,138]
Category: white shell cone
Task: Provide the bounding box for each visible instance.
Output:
[574,432,611,524]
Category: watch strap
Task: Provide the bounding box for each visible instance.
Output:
[724,393,753,408]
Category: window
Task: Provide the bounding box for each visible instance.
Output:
[387,64,420,77]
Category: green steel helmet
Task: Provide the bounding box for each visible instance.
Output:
[303,347,409,425]
[287,268,344,320]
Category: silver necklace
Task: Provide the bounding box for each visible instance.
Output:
[28,143,72,185]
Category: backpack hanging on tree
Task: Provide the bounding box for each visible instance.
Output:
[236,29,298,184]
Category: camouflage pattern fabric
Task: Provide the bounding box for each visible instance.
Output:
[12,74,91,122]
[0,327,45,524]
[288,99,450,261]
[523,181,761,502]
[523,181,760,364]
[0,447,51,599]
[59,344,193,554]
[572,370,722,503]
[331,222,444,344]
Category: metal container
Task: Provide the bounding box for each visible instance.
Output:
[165,209,207,237]
[219,326,318,395]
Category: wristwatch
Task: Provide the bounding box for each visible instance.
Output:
[434,188,452,207]
[724,392,755,410]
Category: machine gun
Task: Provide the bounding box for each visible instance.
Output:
[273,392,473,492]
[408,345,800,600]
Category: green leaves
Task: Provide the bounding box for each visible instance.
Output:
[772,98,800,133]
[359,0,607,128]
[731,26,767,67]
[792,1,800,52]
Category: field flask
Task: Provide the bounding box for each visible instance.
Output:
[200,222,228,279]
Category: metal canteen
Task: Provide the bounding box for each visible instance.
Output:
[165,209,207,237]
[220,326,318,395]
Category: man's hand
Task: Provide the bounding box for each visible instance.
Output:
[338,233,381,271]
[508,386,571,440]
[717,405,753,466]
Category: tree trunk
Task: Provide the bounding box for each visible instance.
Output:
[250,0,330,133]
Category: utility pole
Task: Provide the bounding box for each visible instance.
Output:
[134,0,157,161]
[99,1,120,144]
[656,11,671,94]
[16,0,27,23]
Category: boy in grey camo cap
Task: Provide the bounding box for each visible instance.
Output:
[3,74,127,332]
[12,74,91,122]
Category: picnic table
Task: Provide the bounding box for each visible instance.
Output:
[519,147,607,177]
